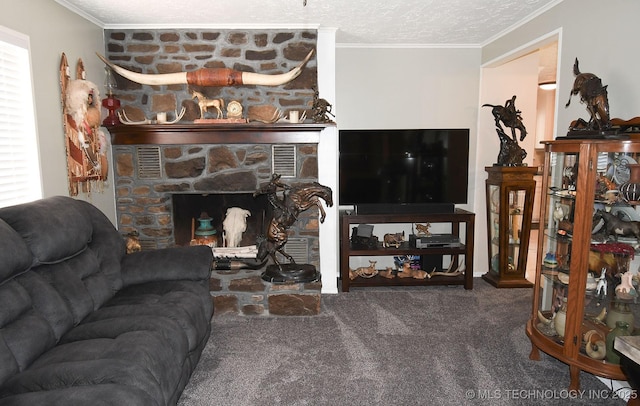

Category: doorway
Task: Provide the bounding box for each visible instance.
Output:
[478,32,560,283]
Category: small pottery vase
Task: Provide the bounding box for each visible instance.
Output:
[606,301,635,333]
[619,164,640,203]
[606,321,631,364]
[554,298,568,338]
[192,213,218,247]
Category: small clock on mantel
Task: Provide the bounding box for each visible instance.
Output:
[226,100,243,119]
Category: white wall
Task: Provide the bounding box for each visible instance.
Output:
[336,47,481,132]
[0,1,116,223]
[336,46,481,209]
[335,46,482,271]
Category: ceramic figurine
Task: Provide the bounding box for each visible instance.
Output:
[543,252,558,269]
[383,232,405,248]
[596,268,607,299]
[615,272,637,300]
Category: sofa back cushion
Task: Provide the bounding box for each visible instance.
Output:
[0,196,93,266]
[0,220,32,284]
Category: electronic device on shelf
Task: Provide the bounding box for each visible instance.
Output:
[339,128,470,214]
[409,233,460,248]
[350,224,378,249]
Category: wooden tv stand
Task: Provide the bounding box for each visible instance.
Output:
[340,209,475,292]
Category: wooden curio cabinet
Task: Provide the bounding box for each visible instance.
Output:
[483,166,537,288]
[526,138,640,390]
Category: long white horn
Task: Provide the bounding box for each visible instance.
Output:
[97,49,314,88]
[241,50,314,86]
[97,53,187,86]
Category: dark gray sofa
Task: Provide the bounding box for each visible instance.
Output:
[0,196,213,405]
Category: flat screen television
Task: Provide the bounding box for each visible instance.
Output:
[339,129,470,211]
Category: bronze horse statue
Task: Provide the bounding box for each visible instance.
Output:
[255,175,333,265]
[566,58,611,132]
[483,95,527,142]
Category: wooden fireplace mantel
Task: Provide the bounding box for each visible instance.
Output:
[108,123,332,145]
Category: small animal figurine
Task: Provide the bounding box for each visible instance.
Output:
[124,231,141,254]
[595,268,607,300]
[595,209,640,241]
[191,90,224,119]
[379,267,396,279]
[415,223,431,236]
[383,231,405,248]
[349,260,378,280]
[397,261,428,279]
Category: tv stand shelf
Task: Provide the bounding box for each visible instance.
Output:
[340,209,475,292]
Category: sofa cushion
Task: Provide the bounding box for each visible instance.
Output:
[0,220,32,285]
[0,279,57,384]
[76,199,126,293]
[1,356,168,405]
[34,250,113,325]
[0,197,92,266]
[0,384,157,406]
[12,317,192,404]
[86,280,212,352]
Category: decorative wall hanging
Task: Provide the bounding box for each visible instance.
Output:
[59,53,109,195]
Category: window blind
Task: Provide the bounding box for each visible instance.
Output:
[0,26,41,208]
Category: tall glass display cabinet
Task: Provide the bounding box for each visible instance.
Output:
[526,139,640,390]
[483,166,537,288]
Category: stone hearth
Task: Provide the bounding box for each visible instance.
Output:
[210,269,321,316]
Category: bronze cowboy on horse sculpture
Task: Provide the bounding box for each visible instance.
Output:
[254,174,333,283]
[483,95,528,166]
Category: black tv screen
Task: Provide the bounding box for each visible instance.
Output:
[339,129,470,206]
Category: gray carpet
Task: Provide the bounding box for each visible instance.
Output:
[178,280,628,405]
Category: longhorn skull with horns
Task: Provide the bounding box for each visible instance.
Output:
[96,50,314,88]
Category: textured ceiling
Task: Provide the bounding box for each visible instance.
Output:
[56,0,562,46]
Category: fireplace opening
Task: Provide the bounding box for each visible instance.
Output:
[172,193,269,247]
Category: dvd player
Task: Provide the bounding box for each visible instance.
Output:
[409,234,460,248]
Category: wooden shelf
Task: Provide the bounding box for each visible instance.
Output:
[107,122,332,145]
[340,209,475,292]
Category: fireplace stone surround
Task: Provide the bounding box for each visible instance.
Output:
[102,26,339,304]
[109,123,338,315]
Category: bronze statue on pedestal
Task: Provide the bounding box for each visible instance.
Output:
[483,95,528,166]
[566,58,612,134]
[254,174,333,283]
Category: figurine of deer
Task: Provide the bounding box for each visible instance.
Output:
[349,260,378,280]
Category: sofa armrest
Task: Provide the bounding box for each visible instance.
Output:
[120,245,212,286]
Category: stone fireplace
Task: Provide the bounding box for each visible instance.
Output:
[104,26,339,306]
[109,123,338,314]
